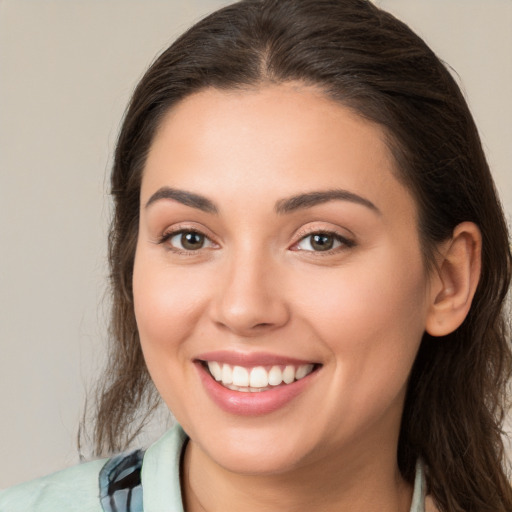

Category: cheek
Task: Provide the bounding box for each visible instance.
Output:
[132,250,214,418]
[295,247,428,400]
[132,250,208,367]
[299,248,427,335]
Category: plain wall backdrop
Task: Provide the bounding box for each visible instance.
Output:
[1,0,511,488]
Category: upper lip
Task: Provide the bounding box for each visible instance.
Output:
[195,350,319,367]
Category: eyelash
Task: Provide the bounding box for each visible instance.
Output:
[292,229,356,254]
[157,227,216,255]
[157,227,356,255]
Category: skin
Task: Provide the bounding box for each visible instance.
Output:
[133,84,479,512]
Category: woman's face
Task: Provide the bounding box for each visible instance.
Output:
[133,84,432,475]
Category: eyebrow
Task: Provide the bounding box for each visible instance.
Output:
[275,189,380,215]
[145,186,379,215]
[145,187,218,214]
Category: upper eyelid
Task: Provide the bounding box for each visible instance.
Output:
[156,225,218,252]
[295,232,354,247]
[161,223,215,239]
[158,228,217,255]
[293,225,355,242]
[163,228,212,241]
[290,225,357,251]
[157,223,355,248]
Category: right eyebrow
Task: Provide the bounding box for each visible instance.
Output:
[144,187,218,214]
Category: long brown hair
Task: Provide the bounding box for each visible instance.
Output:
[90,1,512,510]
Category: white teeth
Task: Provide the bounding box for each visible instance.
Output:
[207,361,222,381]
[249,366,268,388]
[232,366,249,387]
[206,361,316,391]
[268,366,283,386]
[296,364,314,380]
[221,364,233,384]
[226,384,267,392]
[282,365,295,384]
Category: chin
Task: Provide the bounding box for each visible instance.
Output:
[204,441,310,476]
[180,414,326,477]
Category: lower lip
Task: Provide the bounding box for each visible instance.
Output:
[196,362,317,416]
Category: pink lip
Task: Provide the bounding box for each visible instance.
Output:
[195,350,315,367]
[195,359,319,416]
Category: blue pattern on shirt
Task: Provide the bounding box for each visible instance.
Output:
[99,449,145,512]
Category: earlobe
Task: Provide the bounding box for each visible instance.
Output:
[425,222,482,337]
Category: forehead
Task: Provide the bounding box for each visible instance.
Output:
[141,84,415,220]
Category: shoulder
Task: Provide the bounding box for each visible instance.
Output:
[0,424,188,512]
[0,457,108,512]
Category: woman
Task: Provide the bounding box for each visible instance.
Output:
[1,0,511,511]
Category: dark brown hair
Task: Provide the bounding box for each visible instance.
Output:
[91,1,512,510]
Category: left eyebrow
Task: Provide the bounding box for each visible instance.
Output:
[275,189,380,215]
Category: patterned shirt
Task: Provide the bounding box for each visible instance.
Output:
[100,449,144,512]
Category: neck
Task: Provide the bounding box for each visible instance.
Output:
[181,437,413,512]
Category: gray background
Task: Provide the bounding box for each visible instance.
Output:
[1,0,511,487]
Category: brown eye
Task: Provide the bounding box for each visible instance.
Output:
[166,230,215,252]
[180,232,205,250]
[310,234,334,251]
[294,232,354,252]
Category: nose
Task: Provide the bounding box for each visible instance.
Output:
[210,248,290,337]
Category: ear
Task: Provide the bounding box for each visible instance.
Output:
[425,222,482,337]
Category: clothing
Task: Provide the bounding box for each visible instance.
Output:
[0,424,429,511]
[0,426,186,512]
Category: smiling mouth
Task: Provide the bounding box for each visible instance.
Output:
[201,361,319,392]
